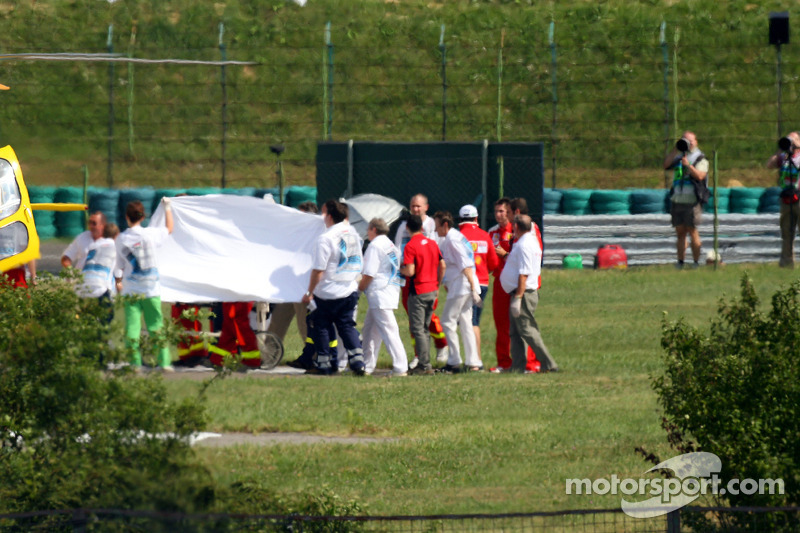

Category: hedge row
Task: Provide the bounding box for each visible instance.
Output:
[27,186,318,238]
[546,187,784,216]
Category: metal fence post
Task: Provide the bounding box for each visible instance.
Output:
[219,22,228,188]
[127,25,136,157]
[496,29,504,142]
[713,150,719,269]
[439,24,447,141]
[107,24,114,189]
[666,509,681,533]
[481,139,488,228]
[661,22,670,166]
[346,139,354,198]
[548,21,557,190]
[326,22,334,141]
[776,43,783,139]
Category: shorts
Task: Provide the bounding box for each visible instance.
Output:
[671,202,702,228]
[471,285,489,326]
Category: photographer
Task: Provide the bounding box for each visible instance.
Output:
[767,131,800,268]
[664,131,709,269]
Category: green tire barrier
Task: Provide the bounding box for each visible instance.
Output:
[187,187,221,196]
[630,189,668,214]
[543,189,563,215]
[705,188,731,214]
[88,188,120,227]
[590,190,631,215]
[118,188,156,230]
[27,186,57,240]
[729,187,764,214]
[221,187,256,197]
[759,187,781,213]
[561,189,593,215]
[254,187,280,200]
[54,187,85,238]
[285,185,318,208]
[152,189,187,214]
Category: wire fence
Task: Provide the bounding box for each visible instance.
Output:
[2,506,800,532]
[0,21,796,190]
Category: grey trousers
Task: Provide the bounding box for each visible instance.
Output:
[408,290,437,370]
[509,290,558,373]
[266,302,308,343]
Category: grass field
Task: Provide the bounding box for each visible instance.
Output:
[162,263,799,516]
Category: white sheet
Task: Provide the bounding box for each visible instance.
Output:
[149,195,324,303]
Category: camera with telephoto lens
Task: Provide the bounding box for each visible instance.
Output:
[778,136,795,153]
[675,138,690,153]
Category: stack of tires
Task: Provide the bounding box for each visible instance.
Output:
[118,188,156,230]
[54,187,85,238]
[152,189,186,214]
[543,189,563,215]
[590,190,631,215]
[630,189,668,214]
[88,188,120,227]
[729,187,764,214]
[284,186,317,208]
[27,186,57,239]
[706,188,731,214]
[221,187,256,197]
[759,187,782,213]
[561,189,593,215]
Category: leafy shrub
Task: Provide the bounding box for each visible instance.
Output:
[652,274,800,529]
[0,274,215,518]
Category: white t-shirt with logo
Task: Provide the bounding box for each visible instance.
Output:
[362,234,403,309]
[80,237,117,298]
[312,221,363,300]
[62,231,95,270]
[115,225,169,298]
[441,228,478,297]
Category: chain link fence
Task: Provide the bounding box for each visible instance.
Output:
[0,17,794,191]
[2,506,800,532]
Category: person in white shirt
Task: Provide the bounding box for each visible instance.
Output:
[115,199,174,371]
[394,193,449,367]
[434,210,483,373]
[359,218,408,376]
[499,214,559,373]
[301,199,365,375]
[63,212,118,323]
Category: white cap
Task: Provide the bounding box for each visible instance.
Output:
[459,204,478,219]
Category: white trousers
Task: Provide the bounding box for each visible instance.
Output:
[441,293,481,368]
[362,307,408,374]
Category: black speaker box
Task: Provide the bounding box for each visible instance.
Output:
[770,12,790,46]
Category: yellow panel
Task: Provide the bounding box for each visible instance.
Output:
[0,145,40,272]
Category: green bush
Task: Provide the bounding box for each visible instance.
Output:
[0,274,215,519]
[653,274,800,529]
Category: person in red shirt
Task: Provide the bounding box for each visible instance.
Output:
[2,260,36,289]
[489,198,541,373]
[400,214,445,375]
[457,204,499,365]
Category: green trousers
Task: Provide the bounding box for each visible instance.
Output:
[124,296,171,368]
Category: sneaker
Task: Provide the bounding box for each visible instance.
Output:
[408,366,435,376]
[286,358,312,370]
[440,364,462,374]
[391,371,408,377]
[436,346,449,364]
[351,367,366,377]
[408,357,419,370]
[467,365,484,372]
[159,365,175,373]
[489,366,510,374]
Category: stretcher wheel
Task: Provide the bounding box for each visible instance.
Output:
[257,331,283,370]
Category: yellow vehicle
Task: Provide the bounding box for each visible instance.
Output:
[0,145,86,273]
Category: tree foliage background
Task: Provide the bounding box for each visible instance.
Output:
[655,274,800,528]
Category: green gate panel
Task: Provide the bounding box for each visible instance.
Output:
[487,142,545,236]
